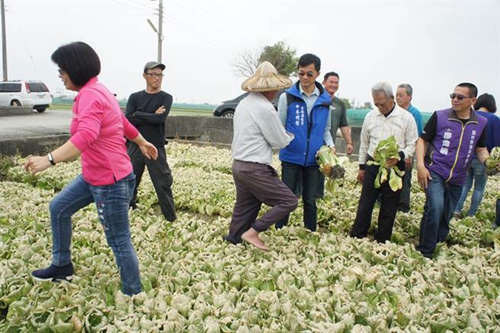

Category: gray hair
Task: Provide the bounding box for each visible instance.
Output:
[398,83,413,96]
[372,82,394,98]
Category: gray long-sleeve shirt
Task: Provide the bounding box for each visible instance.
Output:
[232,92,293,165]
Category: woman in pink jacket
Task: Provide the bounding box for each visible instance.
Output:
[25,41,157,295]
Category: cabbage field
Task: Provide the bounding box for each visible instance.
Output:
[1,142,499,332]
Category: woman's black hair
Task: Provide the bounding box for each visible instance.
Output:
[51,41,101,87]
[474,93,497,113]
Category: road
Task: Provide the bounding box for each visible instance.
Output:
[0,109,72,141]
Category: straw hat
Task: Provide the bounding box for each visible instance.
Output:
[241,61,293,92]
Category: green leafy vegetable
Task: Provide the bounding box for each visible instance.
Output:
[315,145,349,194]
[366,135,404,191]
[485,146,500,175]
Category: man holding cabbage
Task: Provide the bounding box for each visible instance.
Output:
[350,82,418,243]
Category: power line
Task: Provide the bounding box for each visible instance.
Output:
[162,10,232,54]
[169,0,233,41]
[110,0,154,14]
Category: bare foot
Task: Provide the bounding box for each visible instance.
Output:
[241,228,269,251]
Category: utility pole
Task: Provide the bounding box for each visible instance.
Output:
[1,0,7,81]
[157,0,163,63]
[147,0,164,63]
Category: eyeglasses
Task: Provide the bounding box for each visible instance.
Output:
[297,71,314,78]
[449,93,469,101]
[146,72,164,78]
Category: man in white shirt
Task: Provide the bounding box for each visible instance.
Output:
[224,61,298,251]
[350,82,418,243]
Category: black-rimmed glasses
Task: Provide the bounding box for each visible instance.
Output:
[146,73,164,78]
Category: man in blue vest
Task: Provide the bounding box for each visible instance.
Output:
[275,53,334,232]
[416,82,490,258]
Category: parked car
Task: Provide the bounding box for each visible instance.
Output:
[213,89,285,118]
[0,80,52,112]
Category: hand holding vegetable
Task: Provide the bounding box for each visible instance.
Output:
[316,145,349,194]
[485,147,500,176]
[366,135,405,191]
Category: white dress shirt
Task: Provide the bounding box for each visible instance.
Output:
[358,104,418,166]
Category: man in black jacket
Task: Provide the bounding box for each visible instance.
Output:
[125,61,176,222]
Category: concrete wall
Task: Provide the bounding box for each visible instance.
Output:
[0,106,35,116]
[166,116,362,154]
[0,115,362,157]
[0,135,70,156]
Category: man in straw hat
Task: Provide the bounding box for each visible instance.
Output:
[275,53,335,232]
[224,61,298,251]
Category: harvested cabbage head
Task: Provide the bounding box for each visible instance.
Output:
[366,135,404,192]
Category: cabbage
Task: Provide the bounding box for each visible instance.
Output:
[366,135,404,191]
[485,146,500,175]
[315,145,350,193]
[1,143,500,331]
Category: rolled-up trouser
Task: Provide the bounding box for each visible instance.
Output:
[227,160,298,244]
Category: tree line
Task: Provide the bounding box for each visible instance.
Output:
[232,40,372,110]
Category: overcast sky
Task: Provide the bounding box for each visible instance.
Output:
[3,0,499,113]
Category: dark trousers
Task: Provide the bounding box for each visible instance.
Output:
[128,143,176,222]
[398,162,413,212]
[350,164,401,243]
[276,161,322,231]
[227,160,298,243]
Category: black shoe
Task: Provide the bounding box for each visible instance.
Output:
[32,263,74,282]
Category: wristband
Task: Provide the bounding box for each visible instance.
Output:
[47,152,56,166]
[347,143,353,145]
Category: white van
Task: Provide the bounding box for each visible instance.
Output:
[0,81,52,112]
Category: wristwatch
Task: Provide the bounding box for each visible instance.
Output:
[47,152,56,166]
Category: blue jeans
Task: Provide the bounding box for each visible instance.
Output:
[49,173,141,295]
[454,158,487,216]
[417,171,462,258]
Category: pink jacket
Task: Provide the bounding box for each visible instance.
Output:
[70,77,139,186]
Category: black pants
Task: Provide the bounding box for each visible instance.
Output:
[350,164,401,243]
[398,162,413,212]
[276,161,322,231]
[128,143,176,222]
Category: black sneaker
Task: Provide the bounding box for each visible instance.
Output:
[32,263,74,282]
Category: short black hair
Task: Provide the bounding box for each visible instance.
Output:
[298,53,321,71]
[323,71,339,81]
[474,93,497,113]
[457,82,478,98]
[51,41,101,87]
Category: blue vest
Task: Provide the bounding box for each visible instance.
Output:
[279,82,331,167]
[426,108,487,186]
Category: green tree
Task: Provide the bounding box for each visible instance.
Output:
[340,97,352,109]
[363,101,373,109]
[233,41,298,78]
